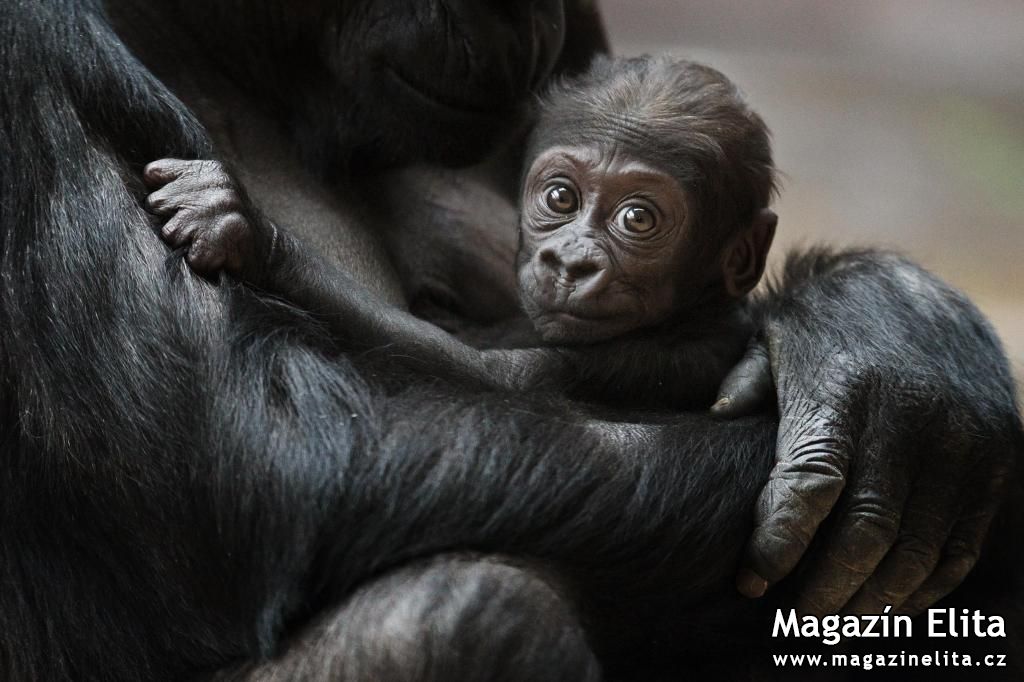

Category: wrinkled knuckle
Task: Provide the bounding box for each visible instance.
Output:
[844,501,901,544]
[847,504,900,536]
[780,435,848,474]
[770,456,843,493]
[775,420,850,480]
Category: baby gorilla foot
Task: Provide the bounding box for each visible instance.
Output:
[143,159,271,280]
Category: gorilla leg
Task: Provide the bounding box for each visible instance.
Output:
[226,555,601,682]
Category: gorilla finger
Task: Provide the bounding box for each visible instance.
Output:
[149,183,240,216]
[712,339,773,418]
[899,491,1004,615]
[843,428,978,616]
[796,423,914,615]
[158,212,197,248]
[899,553,980,616]
[842,498,958,614]
[145,181,216,215]
[144,185,182,215]
[899,442,1012,615]
[796,501,902,616]
[143,159,192,188]
[740,463,845,596]
[740,403,850,595]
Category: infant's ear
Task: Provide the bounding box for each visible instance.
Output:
[722,208,777,298]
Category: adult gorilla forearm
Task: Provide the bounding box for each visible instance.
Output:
[327,393,778,623]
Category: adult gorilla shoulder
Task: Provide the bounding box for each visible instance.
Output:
[0,2,1021,682]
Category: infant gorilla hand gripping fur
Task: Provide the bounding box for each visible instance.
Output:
[145,56,777,409]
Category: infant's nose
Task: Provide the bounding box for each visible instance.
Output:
[538,248,601,283]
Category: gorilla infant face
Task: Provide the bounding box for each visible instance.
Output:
[332,0,567,166]
[518,145,715,344]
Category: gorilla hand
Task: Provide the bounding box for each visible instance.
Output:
[143,159,276,283]
[714,249,1020,615]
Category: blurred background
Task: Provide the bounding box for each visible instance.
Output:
[599,0,1024,397]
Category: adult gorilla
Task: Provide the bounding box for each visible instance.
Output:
[0,1,1020,681]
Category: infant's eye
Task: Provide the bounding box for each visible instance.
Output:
[544,184,579,214]
[619,205,656,233]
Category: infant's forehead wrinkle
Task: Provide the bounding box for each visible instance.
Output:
[537,142,681,186]
[538,105,653,150]
[558,115,691,162]
[576,111,656,152]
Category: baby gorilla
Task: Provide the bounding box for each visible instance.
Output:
[144,56,777,409]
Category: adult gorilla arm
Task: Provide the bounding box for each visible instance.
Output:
[715,249,1022,613]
